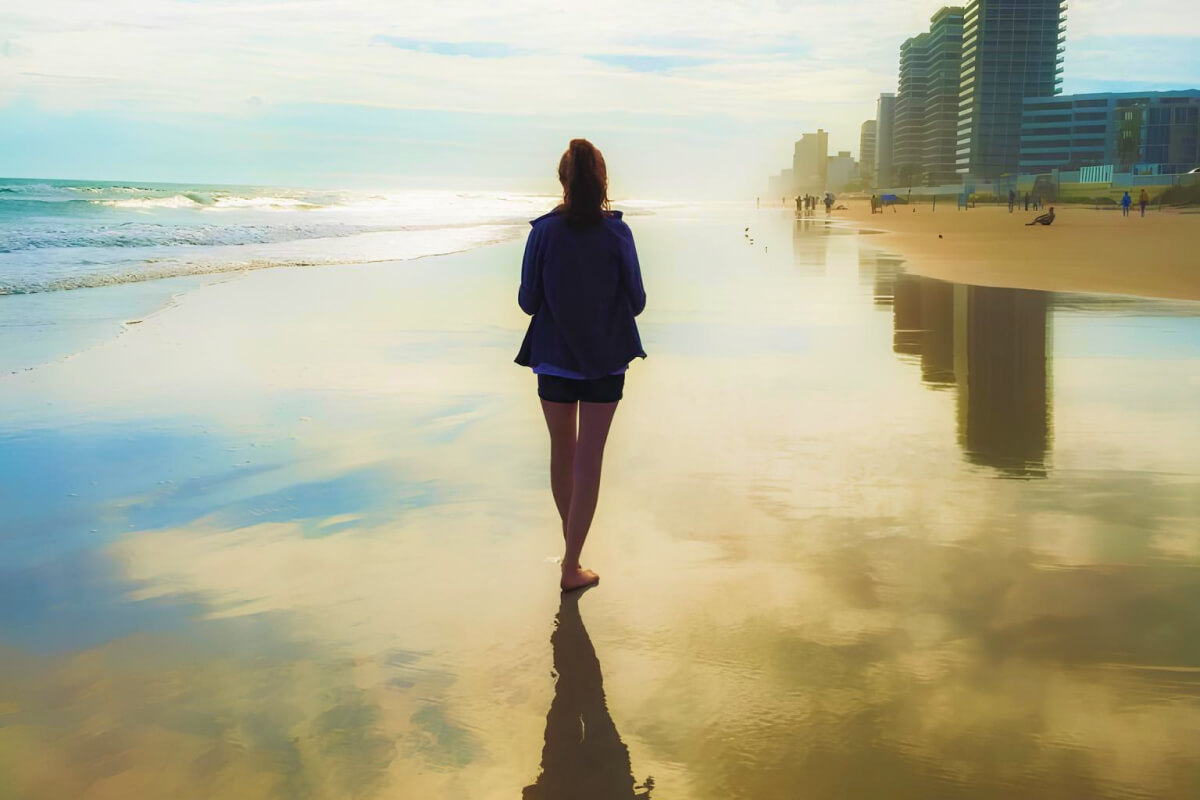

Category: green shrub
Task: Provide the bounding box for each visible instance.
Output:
[1158,183,1200,206]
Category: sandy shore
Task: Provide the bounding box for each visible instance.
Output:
[2,206,1200,798]
[834,199,1200,301]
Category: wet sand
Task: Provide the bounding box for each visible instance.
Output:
[841,199,1200,301]
[2,205,1200,798]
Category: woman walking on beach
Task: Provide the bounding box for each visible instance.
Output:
[516,139,647,592]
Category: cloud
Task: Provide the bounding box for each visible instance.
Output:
[0,0,1196,188]
[373,35,523,58]
[585,53,719,73]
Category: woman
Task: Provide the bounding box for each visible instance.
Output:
[515,139,647,592]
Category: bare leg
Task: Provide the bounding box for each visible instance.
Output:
[540,399,577,539]
[561,401,618,590]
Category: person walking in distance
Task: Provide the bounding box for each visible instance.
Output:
[1139,189,1149,218]
[1121,190,1132,217]
[516,139,647,593]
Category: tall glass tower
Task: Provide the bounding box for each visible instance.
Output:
[895,7,965,187]
[876,93,898,188]
[954,0,1067,180]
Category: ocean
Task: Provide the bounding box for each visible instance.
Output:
[0,178,563,295]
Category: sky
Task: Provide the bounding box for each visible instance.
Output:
[1,0,1198,197]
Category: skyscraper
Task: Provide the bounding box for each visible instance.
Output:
[955,0,1067,180]
[859,120,877,187]
[876,93,897,188]
[894,7,965,187]
[793,130,829,193]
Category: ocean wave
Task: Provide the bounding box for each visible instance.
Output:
[0,220,523,253]
[0,226,519,295]
[210,196,322,209]
[94,194,326,210]
[0,183,86,202]
[96,194,206,209]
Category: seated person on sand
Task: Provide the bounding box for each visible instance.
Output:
[1026,207,1055,226]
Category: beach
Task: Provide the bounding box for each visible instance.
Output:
[2,202,1200,798]
[845,198,1200,301]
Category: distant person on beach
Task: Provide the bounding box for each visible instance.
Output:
[1139,189,1149,217]
[824,193,832,214]
[870,194,878,214]
[795,195,802,213]
[516,138,647,593]
[1024,192,1029,211]
[756,197,760,209]
[1026,206,1056,226]
[1121,191,1132,217]
[1008,190,1016,213]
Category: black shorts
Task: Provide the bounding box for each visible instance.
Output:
[538,374,625,404]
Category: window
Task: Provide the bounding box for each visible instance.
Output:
[1029,100,1072,111]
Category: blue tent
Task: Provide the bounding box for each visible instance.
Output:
[881,193,900,204]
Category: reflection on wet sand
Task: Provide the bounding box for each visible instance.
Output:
[885,269,1051,477]
[1,209,1199,799]
[525,593,653,800]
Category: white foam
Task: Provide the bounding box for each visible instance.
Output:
[97,195,204,210]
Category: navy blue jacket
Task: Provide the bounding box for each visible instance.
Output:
[515,209,647,379]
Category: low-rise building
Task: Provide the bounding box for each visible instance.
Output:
[1021,90,1200,175]
[827,151,857,192]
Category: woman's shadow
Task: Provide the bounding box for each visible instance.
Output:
[523,591,653,799]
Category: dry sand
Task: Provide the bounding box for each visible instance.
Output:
[838,199,1200,301]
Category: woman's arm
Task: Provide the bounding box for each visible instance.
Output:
[517,225,543,315]
[618,224,646,316]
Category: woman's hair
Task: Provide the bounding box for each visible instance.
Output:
[557,138,609,225]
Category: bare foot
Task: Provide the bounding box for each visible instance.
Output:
[560,567,600,592]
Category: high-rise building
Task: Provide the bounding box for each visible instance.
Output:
[859,120,877,186]
[894,7,965,186]
[876,93,897,188]
[1021,90,1200,175]
[955,0,1067,180]
[793,130,829,193]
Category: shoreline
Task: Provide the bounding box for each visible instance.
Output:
[831,198,1200,302]
[0,228,526,375]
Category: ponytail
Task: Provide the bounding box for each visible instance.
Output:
[557,138,609,226]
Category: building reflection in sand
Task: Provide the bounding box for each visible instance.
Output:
[876,262,1051,478]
